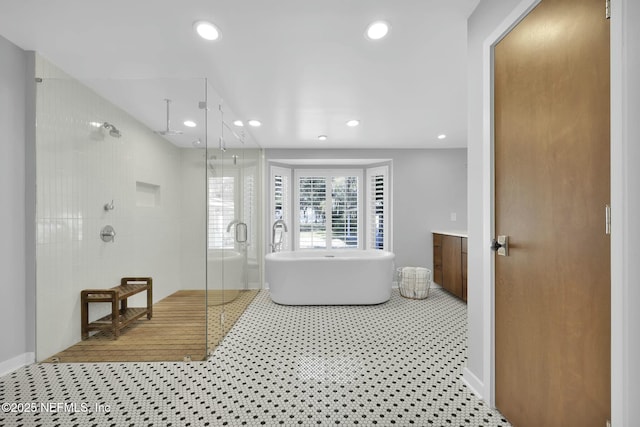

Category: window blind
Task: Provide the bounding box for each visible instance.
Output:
[271,166,292,251]
[298,176,327,248]
[208,176,235,249]
[366,166,389,250]
[243,169,256,258]
[281,165,389,252]
[331,176,359,248]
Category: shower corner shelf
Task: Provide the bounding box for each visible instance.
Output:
[81,277,153,340]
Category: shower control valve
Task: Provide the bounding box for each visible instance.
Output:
[100,225,116,243]
[104,200,115,211]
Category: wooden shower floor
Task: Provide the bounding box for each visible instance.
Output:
[43,290,258,363]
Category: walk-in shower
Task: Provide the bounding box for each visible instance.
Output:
[33,64,263,363]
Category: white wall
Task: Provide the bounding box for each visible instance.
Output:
[0,35,33,374]
[467,0,640,423]
[625,0,640,420]
[465,0,522,398]
[180,148,207,290]
[611,0,640,424]
[34,56,184,360]
[265,149,467,272]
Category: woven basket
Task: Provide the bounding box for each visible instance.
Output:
[398,267,432,300]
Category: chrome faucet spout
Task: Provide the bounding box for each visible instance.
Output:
[271,220,288,252]
[273,219,288,232]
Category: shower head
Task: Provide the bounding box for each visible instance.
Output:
[155,99,183,136]
[102,122,121,138]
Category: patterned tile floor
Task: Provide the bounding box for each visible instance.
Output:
[0,289,511,426]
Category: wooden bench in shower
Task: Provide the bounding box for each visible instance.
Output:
[81,277,152,340]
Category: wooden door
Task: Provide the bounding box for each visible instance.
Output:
[494,0,610,426]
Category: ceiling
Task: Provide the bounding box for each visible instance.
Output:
[0,0,479,149]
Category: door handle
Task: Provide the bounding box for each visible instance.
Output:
[491,235,509,256]
[235,222,247,243]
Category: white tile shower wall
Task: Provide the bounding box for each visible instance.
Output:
[0,35,30,367]
[180,148,207,290]
[34,56,184,361]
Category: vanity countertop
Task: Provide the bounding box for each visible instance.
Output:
[432,230,468,238]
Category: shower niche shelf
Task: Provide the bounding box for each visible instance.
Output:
[136,181,160,207]
[81,277,153,340]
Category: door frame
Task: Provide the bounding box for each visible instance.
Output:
[477,0,626,423]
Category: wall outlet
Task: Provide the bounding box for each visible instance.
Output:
[450,212,457,221]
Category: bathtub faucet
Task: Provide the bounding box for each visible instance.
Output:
[226,219,241,232]
[271,219,288,252]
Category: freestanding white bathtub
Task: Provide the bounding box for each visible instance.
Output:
[265,250,395,305]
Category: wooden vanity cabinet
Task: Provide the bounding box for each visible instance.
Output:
[461,237,468,302]
[432,233,467,302]
[433,233,443,285]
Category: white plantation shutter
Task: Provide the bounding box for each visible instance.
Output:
[208,176,235,249]
[366,165,389,250]
[243,168,257,258]
[294,169,363,250]
[271,166,292,251]
[331,176,359,248]
[297,176,327,248]
[277,164,390,252]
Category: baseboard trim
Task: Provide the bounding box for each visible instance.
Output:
[0,352,35,377]
[462,367,484,399]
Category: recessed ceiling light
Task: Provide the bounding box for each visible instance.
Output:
[318,135,328,141]
[366,21,390,40]
[89,121,102,128]
[247,120,262,127]
[233,120,244,127]
[183,120,197,128]
[437,134,447,140]
[194,20,220,41]
[346,120,360,127]
[192,138,203,147]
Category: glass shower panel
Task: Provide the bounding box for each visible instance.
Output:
[205,90,263,357]
[240,148,262,290]
[204,89,226,354]
[34,56,209,362]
